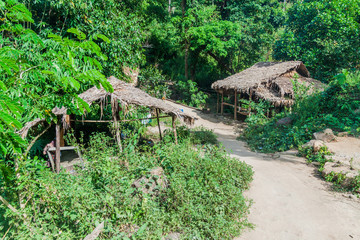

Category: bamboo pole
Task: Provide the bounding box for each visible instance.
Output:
[114,119,123,152]
[172,115,178,144]
[156,109,162,140]
[234,90,237,120]
[221,92,224,115]
[216,92,219,114]
[70,115,170,123]
[55,116,61,173]
[249,90,253,116]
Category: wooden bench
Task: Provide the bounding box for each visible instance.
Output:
[47,146,83,171]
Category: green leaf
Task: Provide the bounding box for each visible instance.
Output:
[94,34,110,43]
[0,80,7,91]
[0,111,22,129]
[67,28,86,40]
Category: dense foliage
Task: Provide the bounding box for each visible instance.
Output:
[274,0,360,81]
[244,71,360,152]
[1,130,253,239]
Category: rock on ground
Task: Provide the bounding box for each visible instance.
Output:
[132,167,168,196]
[313,128,337,143]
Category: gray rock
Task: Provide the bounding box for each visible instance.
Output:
[302,140,325,152]
[302,140,317,148]
[313,140,325,152]
[132,167,168,196]
[276,117,293,126]
[313,128,337,143]
[337,132,349,137]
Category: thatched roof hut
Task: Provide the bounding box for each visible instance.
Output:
[20,76,194,173]
[78,76,194,124]
[212,61,325,107]
[20,76,194,137]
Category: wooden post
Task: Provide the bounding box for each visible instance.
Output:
[114,119,123,152]
[156,108,162,140]
[216,92,219,114]
[55,116,61,173]
[60,128,65,147]
[172,115,178,144]
[249,90,253,116]
[221,92,224,115]
[234,89,237,120]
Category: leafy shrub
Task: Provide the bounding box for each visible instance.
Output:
[243,71,360,153]
[175,80,208,108]
[164,126,218,146]
[1,130,252,239]
[138,66,172,99]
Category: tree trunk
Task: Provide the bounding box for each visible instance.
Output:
[184,44,189,80]
[207,51,235,74]
[168,0,171,15]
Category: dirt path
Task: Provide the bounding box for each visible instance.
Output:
[166,101,360,240]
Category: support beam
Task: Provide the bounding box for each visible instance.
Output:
[221,92,224,115]
[172,115,178,144]
[249,90,253,116]
[234,90,237,120]
[156,108,162,140]
[216,92,219,114]
[55,116,61,173]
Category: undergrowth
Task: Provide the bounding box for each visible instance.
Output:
[0,127,252,239]
[243,70,360,153]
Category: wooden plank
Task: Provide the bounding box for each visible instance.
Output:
[70,115,170,123]
[222,102,235,107]
[83,222,104,240]
[48,146,77,151]
[47,151,55,171]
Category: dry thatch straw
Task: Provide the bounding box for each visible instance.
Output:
[78,76,194,124]
[212,61,326,107]
[18,118,46,139]
[19,76,195,138]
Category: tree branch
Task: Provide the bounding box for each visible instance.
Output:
[207,51,235,74]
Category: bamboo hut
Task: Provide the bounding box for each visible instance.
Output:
[20,76,195,173]
[211,61,325,119]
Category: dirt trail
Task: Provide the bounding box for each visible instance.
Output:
[166,101,360,240]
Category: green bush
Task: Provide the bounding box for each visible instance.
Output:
[1,131,252,239]
[175,80,208,108]
[138,66,172,99]
[243,71,360,153]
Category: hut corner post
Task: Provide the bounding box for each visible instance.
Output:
[172,115,178,144]
[220,92,224,115]
[55,116,61,173]
[115,104,123,153]
[156,109,162,140]
[112,97,123,153]
[234,89,237,120]
[216,92,219,114]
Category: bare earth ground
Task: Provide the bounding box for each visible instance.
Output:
[166,101,360,240]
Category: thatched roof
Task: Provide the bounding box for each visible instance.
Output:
[79,76,194,124]
[18,118,47,139]
[211,61,325,107]
[19,77,194,138]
